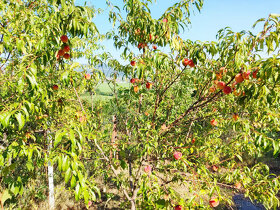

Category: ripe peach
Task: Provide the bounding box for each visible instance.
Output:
[212,165,218,172]
[232,113,239,121]
[210,119,218,126]
[153,45,157,50]
[149,34,153,41]
[52,85,58,90]
[217,81,226,90]
[144,165,151,173]
[58,49,65,56]
[131,60,136,66]
[63,53,70,59]
[63,45,70,52]
[182,58,189,67]
[223,86,232,94]
[85,73,91,80]
[191,138,195,144]
[173,151,182,160]
[60,35,68,43]
[234,182,242,189]
[134,86,139,93]
[175,205,183,210]
[163,18,168,23]
[146,82,152,89]
[235,73,244,83]
[130,78,136,84]
[242,71,251,80]
[188,59,195,68]
[209,197,219,208]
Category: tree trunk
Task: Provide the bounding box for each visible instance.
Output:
[130,199,136,210]
[47,130,55,210]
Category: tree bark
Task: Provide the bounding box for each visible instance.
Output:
[47,130,55,210]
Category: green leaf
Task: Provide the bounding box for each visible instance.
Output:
[83,190,89,205]
[15,112,25,130]
[1,190,12,205]
[62,155,69,172]
[236,154,243,162]
[75,184,81,201]
[65,168,72,184]
[1,112,12,128]
[26,161,34,171]
[54,131,65,148]
[71,175,77,189]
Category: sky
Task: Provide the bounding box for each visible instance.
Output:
[75,0,280,63]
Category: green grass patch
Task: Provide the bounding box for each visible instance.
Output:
[81,82,130,102]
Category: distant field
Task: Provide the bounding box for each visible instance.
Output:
[81,82,130,102]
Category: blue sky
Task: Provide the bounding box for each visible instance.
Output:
[75,0,280,62]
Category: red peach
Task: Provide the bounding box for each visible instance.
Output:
[223,86,232,94]
[242,71,251,80]
[146,82,152,89]
[85,73,91,80]
[188,60,195,68]
[52,85,58,90]
[175,205,183,210]
[210,119,218,126]
[209,197,219,208]
[217,81,226,90]
[58,49,65,56]
[63,53,70,59]
[233,113,239,121]
[144,165,151,173]
[182,58,189,67]
[173,151,182,160]
[63,45,70,52]
[60,35,68,43]
[235,73,244,83]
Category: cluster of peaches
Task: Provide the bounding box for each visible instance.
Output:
[133,18,169,52]
[141,150,219,209]
[182,58,195,68]
[56,35,71,60]
[137,34,158,51]
[210,67,259,96]
[172,150,223,209]
[130,77,152,93]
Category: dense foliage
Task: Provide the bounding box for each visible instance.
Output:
[0,0,279,209]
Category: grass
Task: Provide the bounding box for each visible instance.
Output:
[81,82,130,102]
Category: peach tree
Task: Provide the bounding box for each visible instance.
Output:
[0,0,103,208]
[89,0,280,209]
